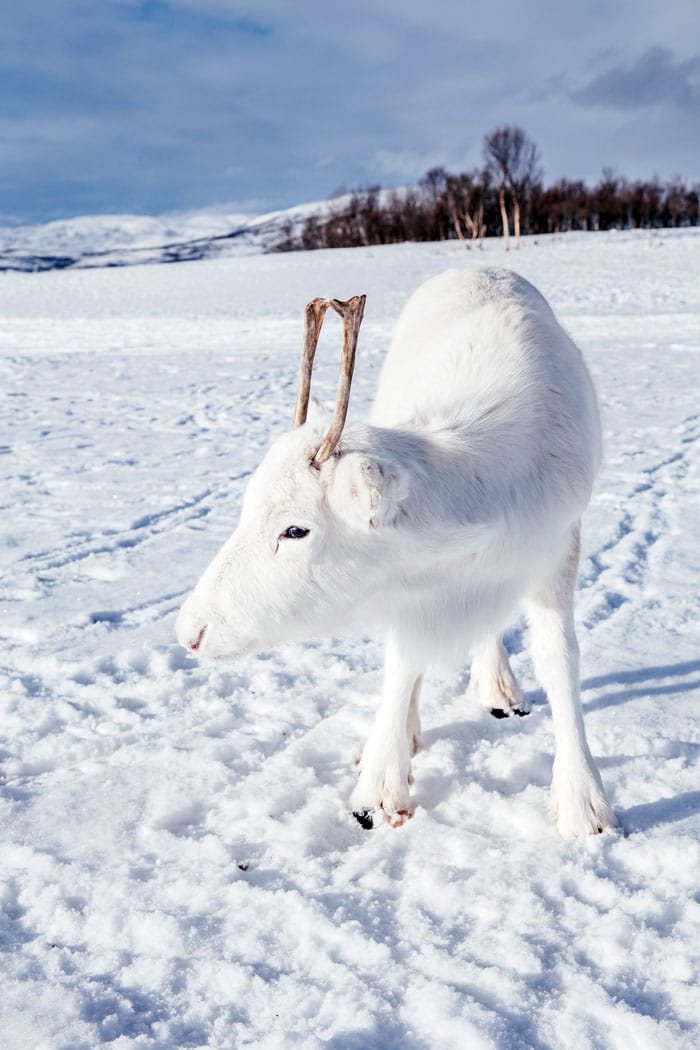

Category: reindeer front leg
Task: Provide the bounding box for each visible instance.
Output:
[351,630,423,828]
[525,523,616,836]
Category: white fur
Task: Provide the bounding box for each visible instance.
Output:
[176,268,616,837]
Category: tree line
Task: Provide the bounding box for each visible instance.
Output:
[273,126,699,253]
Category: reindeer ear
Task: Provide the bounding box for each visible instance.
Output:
[325,453,409,530]
[304,395,331,432]
[306,395,329,425]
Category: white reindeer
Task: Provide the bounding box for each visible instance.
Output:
[176,268,616,837]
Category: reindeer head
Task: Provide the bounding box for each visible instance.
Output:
[176,294,409,659]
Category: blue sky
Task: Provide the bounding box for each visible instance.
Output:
[1,0,698,224]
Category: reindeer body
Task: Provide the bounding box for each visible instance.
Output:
[177,268,615,837]
[355,268,602,662]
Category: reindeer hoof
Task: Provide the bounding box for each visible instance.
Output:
[387,809,413,828]
[352,809,376,830]
[489,705,529,719]
[352,807,413,829]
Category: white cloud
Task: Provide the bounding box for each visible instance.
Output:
[2,1,698,221]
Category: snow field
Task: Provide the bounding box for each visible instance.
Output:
[1,229,699,1048]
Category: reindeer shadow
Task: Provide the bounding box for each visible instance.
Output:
[418,659,700,833]
[581,658,700,713]
[620,790,700,834]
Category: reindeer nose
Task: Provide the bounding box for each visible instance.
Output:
[188,626,207,652]
[176,603,209,654]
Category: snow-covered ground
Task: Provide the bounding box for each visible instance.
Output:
[1,229,699,1049]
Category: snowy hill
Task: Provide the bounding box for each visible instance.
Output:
[1,229,699,1048]
[0,201,321,272]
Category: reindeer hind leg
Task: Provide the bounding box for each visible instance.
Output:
[470,635,527,718]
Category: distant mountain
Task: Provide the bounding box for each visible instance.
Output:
[0,202,322,273]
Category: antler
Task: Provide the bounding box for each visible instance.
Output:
[292,297,331,429]
[313,295,365,465]
[291,293,366,466]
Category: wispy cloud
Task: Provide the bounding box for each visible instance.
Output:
[1,1,698,223]
[574,47,700,111]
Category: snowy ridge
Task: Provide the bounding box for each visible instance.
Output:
[1,229,699,1048]
[0,201,323,272]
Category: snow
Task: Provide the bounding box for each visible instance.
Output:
[0,201,326,272]
[0,212,246,256]
[1,228,699,1049]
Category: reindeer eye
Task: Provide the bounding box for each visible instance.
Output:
[281,526,310,540]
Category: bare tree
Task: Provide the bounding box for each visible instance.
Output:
[483,126,541,249]
[419,166,450,240]
[445,171,488,248]
[279,153,699,253]
[484,129,512,249]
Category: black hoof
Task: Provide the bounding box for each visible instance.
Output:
[489,706,529,719]
[352,809,376,830]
